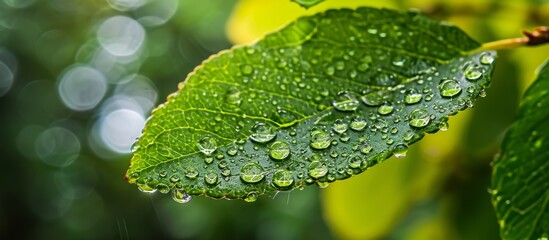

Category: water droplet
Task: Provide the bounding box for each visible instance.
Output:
[269,141,291,160]
[377,103,394,115]
[308,161,328,179]
[361,90,391,106]
[439,79,461,98]
[350,117,367,131]
[332,91,360,111]
[204,170,218,185]
[310,128,331,150]
[479,52,495,65]
[403,130,415,141]
[172,189,192,204]
[227,147,238,156]
[240,162,265,183]
[317,181,330,188]
[244,192,258,202]
[360,143,372,154]
[464,64,483,81]
[240,64,253,75]
[393,144,408,158]
[170,175,180,183]
[438,121,449,131]
[405,90,422,104]
[250,123,276,143]
[137,183,156,193]
[221,168,231,177]
[157,183,170,194]
[198,136,217,156]
[159,170,167,178]
[185,167,199,179]
[409,109,430,128]
[392,56,406,67]
[348,156,362,168]
[225,88,241,106]
[332,119,348,134]
[272,169,294,188]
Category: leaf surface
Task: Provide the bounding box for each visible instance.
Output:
[492,59,549,239]
[126,7,496,202]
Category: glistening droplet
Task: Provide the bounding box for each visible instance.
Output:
[272,169,294,188]
[332,91,360,111]
[198,136,217,156]
[171,189,192,204]
[439,79,461,98]
[250,123,276,143]
[409,108,430,128]
[310,128,331,150]
[240,162,265,183]
[269,141,291,160]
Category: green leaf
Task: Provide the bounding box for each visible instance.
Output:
[492,59,549,239]
[125,7,496,202]
[291,0,325,9]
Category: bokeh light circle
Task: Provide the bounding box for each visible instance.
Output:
[97,16,145,57]
[99,109,145,154]
[57,65,107,111]
[35,126,81,167]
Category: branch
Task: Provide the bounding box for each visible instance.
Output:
[481,26,549,50]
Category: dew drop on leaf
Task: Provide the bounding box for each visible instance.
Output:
[185,167,199,179]
[250,123,276,143]
[272,169,294,188]
[439,79,462,97]
[332,119,348,134]
[463,63,483,81]
[240,64,253,75]
[409,108,430,128]
[479,52,495,65]
[332,91,359,111]
[393,144,408,158]
[348,156,362,168]
[171,189,192,204]
[361,90,391,106]
[204,170,219,185]
[198,136,217,156]
[308,161,328,179]
[349,116,367,131]
[157,183,170,194]
[404,90,423,104]
[360,143,373,154]
[225,88,242,106]
[310,128,331,150]
[137,183,156,193]
[244,192,258,202]
[227,147,238,156]
[377,103,394,115]
[269,141,291,160]
[240,162,265,183]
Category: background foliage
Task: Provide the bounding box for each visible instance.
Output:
[0,0,547,239]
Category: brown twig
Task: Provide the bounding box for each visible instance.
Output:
[481,26,549,50]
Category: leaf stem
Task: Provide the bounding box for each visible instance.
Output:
[480,26,549,51]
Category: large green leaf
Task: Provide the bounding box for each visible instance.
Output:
[125,7,496,202]
[492,59,549,239]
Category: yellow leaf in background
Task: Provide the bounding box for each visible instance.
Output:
[226,0,398,45]
[321,148,444,239]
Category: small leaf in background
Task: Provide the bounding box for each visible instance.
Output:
[226,0,398,45]
[492,59,549,239]
[126,7,496,202]
[291,0,325,9]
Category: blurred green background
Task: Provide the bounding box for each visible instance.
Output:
[0,0,547,239]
